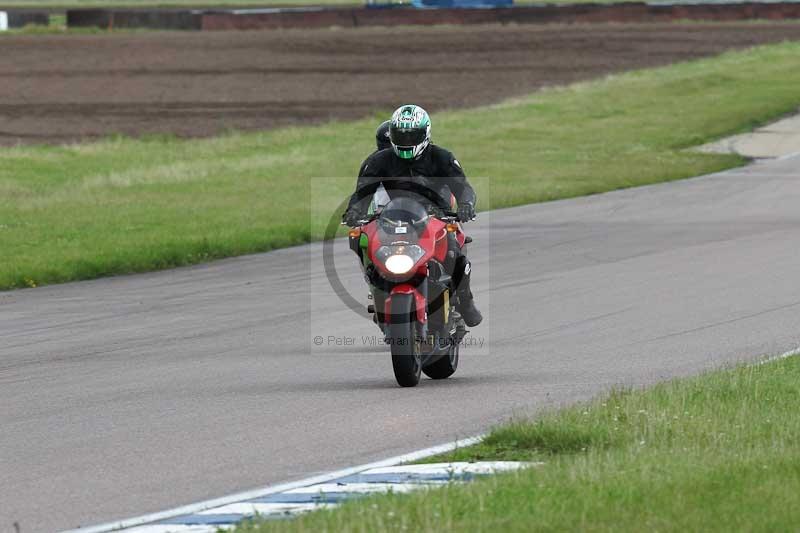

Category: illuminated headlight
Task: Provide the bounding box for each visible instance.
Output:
[376,244,426,275]
[384,254,415,274]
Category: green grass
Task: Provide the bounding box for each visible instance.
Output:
[235,354,800,532]
[2,42,800,290]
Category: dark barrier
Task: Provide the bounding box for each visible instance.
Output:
[649,2,800,21]
[199,7,357,30]
[494,2,651,24]
[67,2,800,32]
[351,6,500,27]
[67,9,201,30]
[413,0,513,7]
[4,10,49,28]
[201,2,800,30]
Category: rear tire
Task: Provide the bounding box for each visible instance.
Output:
[423,343,459,380]
[389,294,421,387]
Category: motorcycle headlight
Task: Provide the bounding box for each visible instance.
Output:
[384,254,415,274]
[376,244,426,275]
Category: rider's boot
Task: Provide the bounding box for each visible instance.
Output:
[454,256,482,327]
[458,292,483,328]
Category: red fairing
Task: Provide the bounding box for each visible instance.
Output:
[363,219,380,247]
[431,219,467,261]
[367,219,438,280]
[384,284,428,324]
[454,224,467,248]
[364,218,467,270]
[365,215,468,326]
[432,220,448,262]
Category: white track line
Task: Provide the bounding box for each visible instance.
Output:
[754,346,800,366]
[61,435,484,533]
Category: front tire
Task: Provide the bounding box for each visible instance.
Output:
[389,294,421,387]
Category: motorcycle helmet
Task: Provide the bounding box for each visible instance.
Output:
[375,120,392,151]
[389,104,431,160]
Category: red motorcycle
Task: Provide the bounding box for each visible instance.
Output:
[348,197,470,387]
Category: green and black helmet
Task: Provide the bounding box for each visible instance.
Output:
[389,104,431,160]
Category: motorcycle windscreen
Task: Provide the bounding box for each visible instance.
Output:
[378,197,430,243]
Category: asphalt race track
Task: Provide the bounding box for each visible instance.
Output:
[2,155,800,531]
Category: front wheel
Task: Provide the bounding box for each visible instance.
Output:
[389,294,421,387]
[423,342,459,380]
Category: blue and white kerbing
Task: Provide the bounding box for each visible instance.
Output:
[63,435,535,533]
[119,463,528,532]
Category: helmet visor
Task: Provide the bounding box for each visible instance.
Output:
[390,126,427,148]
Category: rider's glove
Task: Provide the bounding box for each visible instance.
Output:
[457,202,476,223]
[343,209,364,227]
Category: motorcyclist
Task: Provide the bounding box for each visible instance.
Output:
[375,120,392,152]
[343,104,482,327]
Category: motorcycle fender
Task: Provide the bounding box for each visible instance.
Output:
[384,284,427,325]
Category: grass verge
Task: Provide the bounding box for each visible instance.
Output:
[2,42,800,290]
[235,354,800,532]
